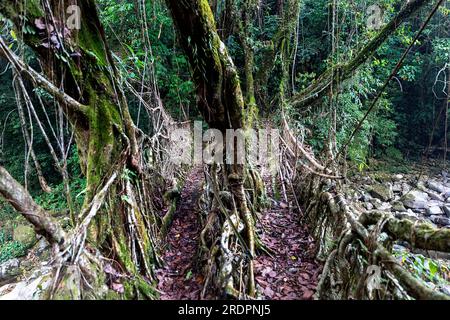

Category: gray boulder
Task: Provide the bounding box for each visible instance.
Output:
[426,206,443,216]
[13,225,37,247]
[427,180,446,194]
[0,269,52,300]
[0,259,21,285]
[423,189,445,202]
[443,205,450,218]
[441,285,450,296]
[429,216,450,226]
[402,190,429,209]
[369,184,394,202]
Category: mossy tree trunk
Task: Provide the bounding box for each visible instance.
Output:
[165,0,257,297]
[254,0,300,112]
[0,0,159,297]
[238,0,259,127]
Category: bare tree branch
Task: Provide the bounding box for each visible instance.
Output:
[0,37,88,116]
[0,165,65,245]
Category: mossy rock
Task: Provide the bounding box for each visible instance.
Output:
[369,184,394,202]
[392,201,406,212]
[13,225,37,248]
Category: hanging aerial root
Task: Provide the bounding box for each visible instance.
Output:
[0,37,88,115]
[280,112,343,179]
[196,164,260,299]
[306,187,450,300]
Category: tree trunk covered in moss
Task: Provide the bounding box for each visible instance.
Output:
[0,0,158,296]
[254,0,300,111]
[165,0,245,131]
[361,211,450,253]
[1,0,139,199]
[165,0,257,297]
[238,0,259,127]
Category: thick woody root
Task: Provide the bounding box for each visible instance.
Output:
[298,172,450,300]
[0,154,173,300]
[196,165,265,299]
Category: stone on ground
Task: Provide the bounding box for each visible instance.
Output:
[369,184,394,202]
[401,190,429,210]
[13,225,37,247]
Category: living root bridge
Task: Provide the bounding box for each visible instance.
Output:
[165,0,265,298]
[277,97,450,299]
[301,186,450,300]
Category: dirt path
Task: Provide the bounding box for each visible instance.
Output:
[156,168,321,300]
[156,168,204,300]
[254,184,321,300]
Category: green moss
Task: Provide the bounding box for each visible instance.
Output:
[78,23,108,67]
[121,276,158,300]
[104,290,121,300]
[135,277,158,300]
[113,232,137,274]
[26,0,43,17]
[0,0,43,22]
[133,206,155,271]
[198,0,217,27]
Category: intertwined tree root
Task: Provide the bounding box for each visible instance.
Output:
[301,182,450,300]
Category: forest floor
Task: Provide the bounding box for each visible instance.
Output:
[156,167,320,300]
[254,183,321,300]
[156,167,204,300]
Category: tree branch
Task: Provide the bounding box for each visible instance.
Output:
[361,211,450,253]
[0,37,88,115]
[290,0,432,110]
[0,166,65,245]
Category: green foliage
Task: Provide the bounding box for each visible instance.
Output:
[35,146,86,212]
[395,249,450,289]
[384,146,403,162]
[0,230,27,263]
[288,0,450,166]
[98,0,196,123]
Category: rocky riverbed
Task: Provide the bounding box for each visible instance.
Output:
[345,161,450,295]
[348,164,450,228]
